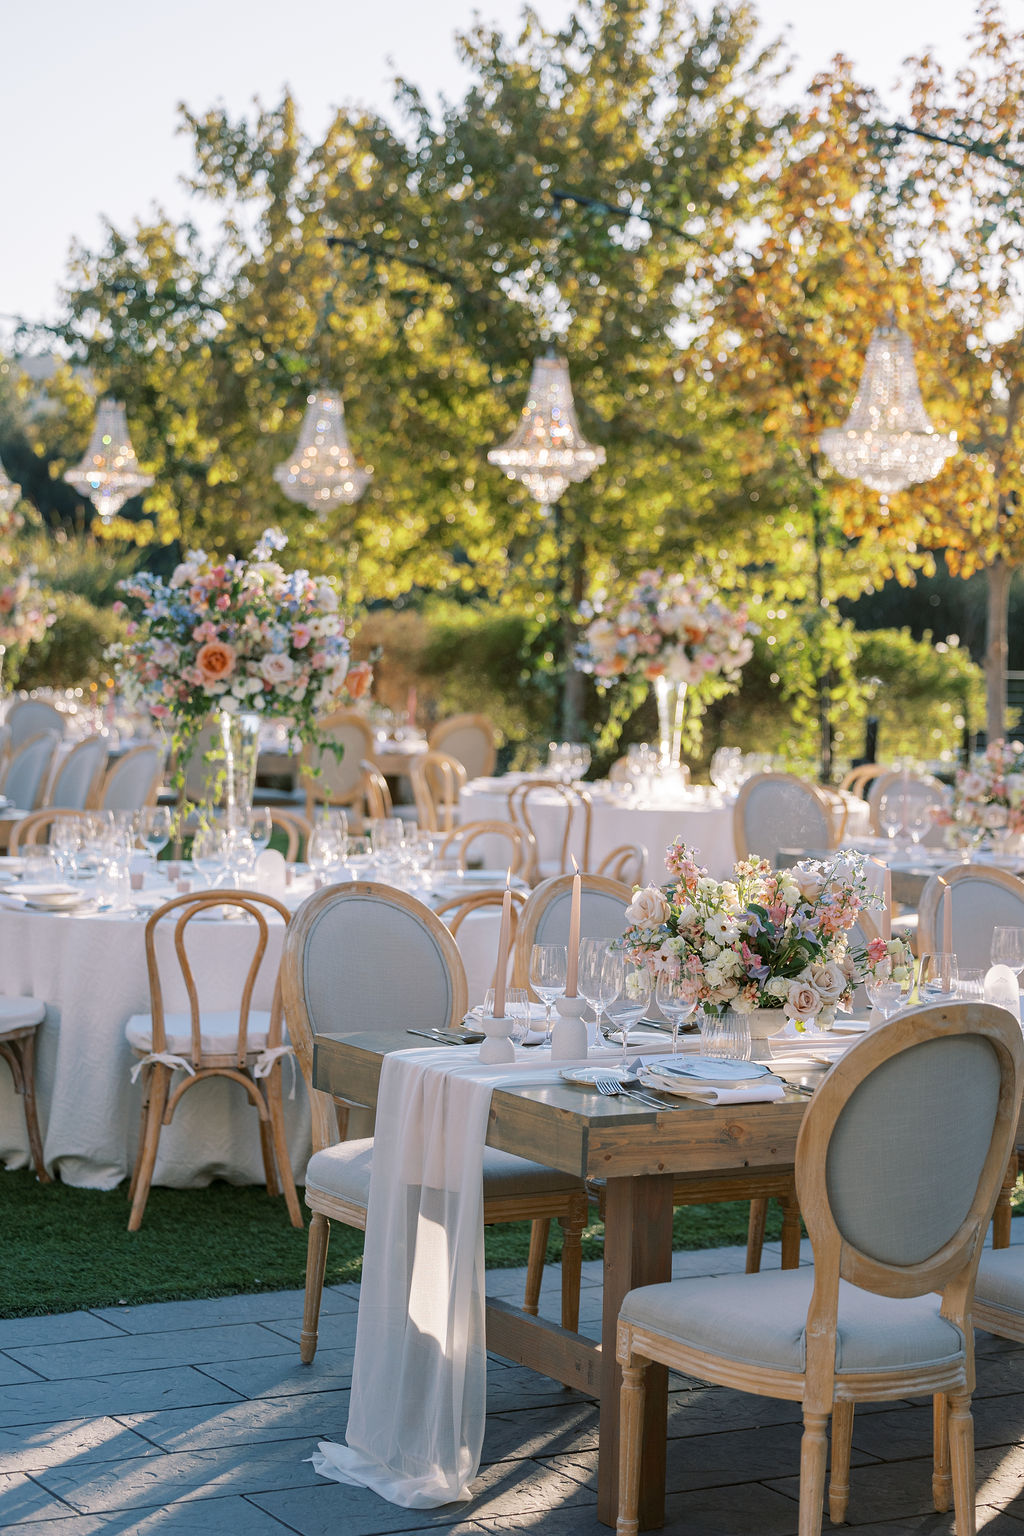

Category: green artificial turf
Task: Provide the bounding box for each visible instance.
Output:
[0,1169,789,1319]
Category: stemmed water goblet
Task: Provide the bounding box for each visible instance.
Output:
[918,952,959,1005]
[876,791,906,850]
[865,960,913,1022]
[529,943,567,1041]
[655,972,698,1053]
[577,940,622,1049]
[248,807,274,857]
[139,807,172,870]
[605,964,652,1067]
[991,926,1024,978]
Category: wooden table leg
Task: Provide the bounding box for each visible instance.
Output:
[597,1171,674,1529]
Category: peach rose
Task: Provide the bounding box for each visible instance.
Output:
[625,886,671,929]
[195,640,236,685]
[344,661,373,700]
[786,980,823,1023]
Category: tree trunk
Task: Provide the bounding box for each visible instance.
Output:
[561,532,587,740]
[985,558,1011,743]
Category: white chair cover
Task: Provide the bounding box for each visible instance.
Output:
[2,733,57,810]
[100,746,163,811]
[48,736,107,809]
[7,700,65,748]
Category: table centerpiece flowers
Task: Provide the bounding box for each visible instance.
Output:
[0,568,55,687]
[930,738,1024,854]
[620,839,912,1035]
[576,570,756,771]
[109,528,371,821]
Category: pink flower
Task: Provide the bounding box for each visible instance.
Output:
[192,621,219,643]
[292,623,312,650]
[215,593,231,611]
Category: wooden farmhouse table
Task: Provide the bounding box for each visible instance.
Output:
[313,1028,819,1529]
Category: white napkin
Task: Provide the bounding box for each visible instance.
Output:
[640,1069,787,1105]
[984,964,1021,1021]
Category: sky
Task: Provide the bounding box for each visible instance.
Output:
[0,0,987,333]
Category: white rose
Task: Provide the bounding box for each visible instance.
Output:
[260,653,296,686]
[701,940,721,961]
[766,977,790,999]
[793,867,827,902]
[778,879,801,907]
[983,804,1009,829]
[732,993,759,1015]
[625,886,672,929]
[809,961,846,1004]
[786,981,823,1022]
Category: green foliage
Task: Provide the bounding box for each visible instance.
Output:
[16,590,124,691]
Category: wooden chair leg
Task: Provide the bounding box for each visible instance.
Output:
[829,1400,854,1524]
[780,1191,802,1269]
[992,1153,1017,1249]
[523,1218,550,1317]
[798,1408,829,1536]
[947,1392,976,1536]
[558,1193,588,1332]
[746,1197,768,1272]
[264,1070,303,1229]
[128,1064,171,1232]
[617,1356,647,1536]
[258,1116,280,1197]
[301,1210,331,1364]
[16,1033,49,1183]
[933,1391,952,1513]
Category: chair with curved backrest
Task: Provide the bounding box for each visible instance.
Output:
[427,713,496,781]
[838,762,884,799]
[868,770,949,848]
[437,819,534,878]
[125,890,301,1232]
[302,710,375,822]
[615,1002,1024,1536]
[512,872,802,1276]
[270,807,313,864]
[7,699,66,749]
[93,744,163,813]
[596,843,646,887]
[45,735,108,810]
[433,888,528,949]
[734,773,844,863]
[508,779,593,885]
[410,750,467,833]
[9,807,89,854]
[918,864,1024,971]
[0,732,59,811]
[360,760,393,823]
[279,882,588,1363]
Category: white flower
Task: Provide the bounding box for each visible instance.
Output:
[809,961,846,1004]
[793,867,827,902]
[778,879,801,907]
[705,913,738,943]
[701,940,721,961]
[625,886,671,929]
[259,653,296,686]
[786,981,823,1023]
[766,976,790,999]
[675,902,697,927]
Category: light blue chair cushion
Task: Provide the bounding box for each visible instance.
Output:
[305,1139,583,1201]
[975,1246,1024,1317]
[620,1268,964,1376]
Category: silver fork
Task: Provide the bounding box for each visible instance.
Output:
[593,1076,625,1096]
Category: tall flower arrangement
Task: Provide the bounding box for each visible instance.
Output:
[110,529,370,754]
[621,841,910,1029]
[578,570,755,689]
[0,568,55,653]
[932,739,1024,841]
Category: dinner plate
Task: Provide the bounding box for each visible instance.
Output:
[644,1057,771,1086]
[24,890,86,912]
[560,1064,639,1087]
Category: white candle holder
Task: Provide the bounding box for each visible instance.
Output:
[550,1013,588,1061]
[554,994,587,1019]
[478,1015,516,1064]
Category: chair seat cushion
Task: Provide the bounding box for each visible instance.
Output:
[0,996,46,1032]
[126,1011,274,1057]
[304,1139,585,1204]
[620,1267,964,1376]
[975,1245,1024,1316]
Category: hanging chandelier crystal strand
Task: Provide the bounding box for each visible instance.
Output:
[488,353,605,506]
[64,399,154,523]
[273,390,371,510]
[0,459,21,516]
[820,323,957,495]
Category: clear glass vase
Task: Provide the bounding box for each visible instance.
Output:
[653,675,687,771]
[217,709,261,832]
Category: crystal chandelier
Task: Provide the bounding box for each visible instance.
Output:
[273,389,371,510]
[64,398,154,522]
[820,322,957,495]
[0,457,20,516]
[488,353,605,506]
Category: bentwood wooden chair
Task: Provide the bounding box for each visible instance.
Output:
[0,731,59,811]
[437,819,535,878]
[0,995,49,1181]
[427,713,496,780]
[10,807,88,853]
[508,779,593,884]
[125,891,301,1232]
[918,864,1024,972]
[433,888,528,951]
[511,873,801,1275]
[44,734,107,810]
[302,710,375,822]
[868,770,950,847]
[6,699,65,748]
[615,1003,1023,1536]
[280,882,588,1364]
[410,750,467,833]
[734,772,846,863]
[270,807,313,863]
[93,744,164,812]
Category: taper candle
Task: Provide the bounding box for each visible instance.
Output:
[565,857,582,998]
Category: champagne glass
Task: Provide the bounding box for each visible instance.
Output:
[918,952,959,1005]
[139,806,172,866]
[991,926,1024,977]
[605,964,651,1067]
[577,939,622,1045]
[248,807,274,856]
[655,972,698,1054]
[529,943,567,1038]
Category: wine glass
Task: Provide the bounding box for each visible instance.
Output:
[865,967,912,1022]
[248,807,274,856]
[308,825,345,884]
[876,791,906,849]
[918,952,959,1004]
[192,824,229,888]
[50,819,84,879]
[529,943,567,1039]
[139,806,172,867]
[577,939,622,1045]
[655,972,698,1054]
[991,926,1024,977]
[605,964,652,1067]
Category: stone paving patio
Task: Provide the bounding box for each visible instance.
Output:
[3,1232,1024,1535]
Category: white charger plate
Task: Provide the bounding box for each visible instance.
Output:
[560,1065,639,1087]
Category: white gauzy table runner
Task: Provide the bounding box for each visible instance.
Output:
[311,1045,586,1507]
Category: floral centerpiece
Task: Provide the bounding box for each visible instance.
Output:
[0,568,55,685]
[621,840,912,1032]
[110,528,371,817]
[931,739,1024,851]
[577,570,756,769]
